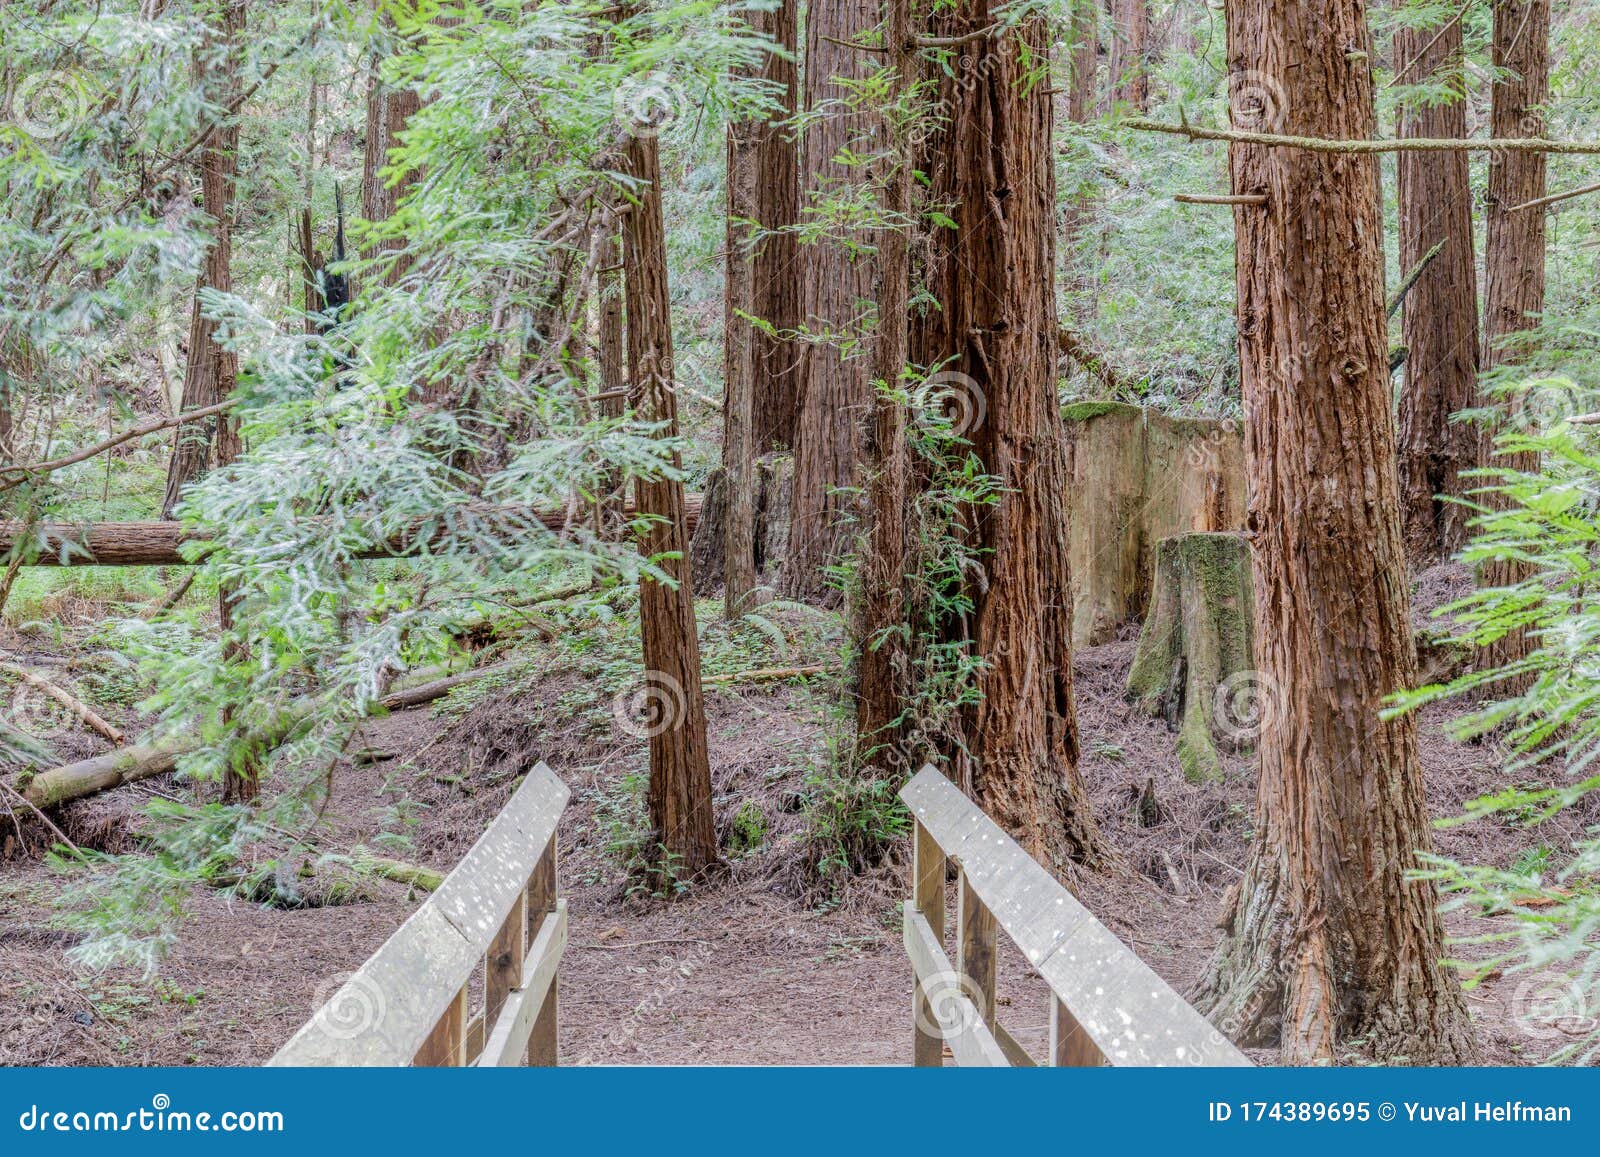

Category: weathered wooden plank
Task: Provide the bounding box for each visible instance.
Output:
[430,763,567,952]
[994,1020,1038,1067]
[484,892,528,1054]
[957,869,997,1026]
[911,818,946,1067]
[1051,993,1106,1066]
[903,908,1009,1067]
[268,763,568,1066]
[526,840,559,1066]
[478,901,567,1068]
[415,983,468,1066]
[900,766,1249,1067]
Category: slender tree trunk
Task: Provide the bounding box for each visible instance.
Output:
[918,4,1102,868]
[723,39,763,617]
[854,0,914,773]
[751,0,802,452]
[782,0,879,603]
[1070,0,1097,123]
[597,220,627,532]
[162,0,244,520]
[1395,12,1480,559]
[620,132,723,883]
[1192,0,1475,1063]
[1478,0,1550,676]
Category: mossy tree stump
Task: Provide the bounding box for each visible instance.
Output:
[690,455,793,596]
[1126,532,1255,782]
[1062,403,1247,646]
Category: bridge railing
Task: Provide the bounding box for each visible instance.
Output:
[269,761,569,1067]
[900,766,1249,1067]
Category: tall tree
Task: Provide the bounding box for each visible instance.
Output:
[361,8,420,285]
[917,5,1102,867]
[1193,0,1476,1062]
[855,0,914,771]
[1395,9,1480,558]
[722,0,799,616]
[750,0,801,452]
[1107,0,1149,110]
[162,0,246,520]
[782,0,878,603]
[1479,0,1550,674]
[620,131,723,882]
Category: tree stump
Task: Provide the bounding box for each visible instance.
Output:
[1126,532,1255,782]
[690,455,793,597]
[1063,403,1248,646]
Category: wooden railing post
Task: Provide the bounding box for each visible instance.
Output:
[1050,994,1106,1066]
[485,890,529,1063]
[526,839,559,1066]
[957,866,997,1027]
[414,984,468,1066]
[911,817,946,1066]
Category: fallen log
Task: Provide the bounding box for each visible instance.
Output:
[17,738,198,809]
[377,659,522,711]
[0,495,703,568]
[0,662,124,745]
[352,850,444,892]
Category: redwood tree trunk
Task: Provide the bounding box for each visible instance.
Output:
[1109,0,1149,110]
[919,6,1102,868]
[1395,13,1480,559]
[1479,0,1550,674]
[162,0,244,520]
[1192,0,1475,1062]
[854,0,913,772]
[782,0,878,603]
[751,0,801,452]
[361,10,421,286]
[620,132,722,882]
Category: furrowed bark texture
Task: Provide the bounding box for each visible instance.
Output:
[162,0,244,520]
[751,0,802,452]
[1478,0,1550,677]
[1395,14,1481,558]
[920,7,1102,868]
[723,58,762,617]
[620,133,722,882]
[854,0,914,774]
[1192,0,1476,1063]
[782,0,878,603]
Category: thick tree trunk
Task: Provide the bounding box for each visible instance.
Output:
[1395,14,1480,559]
[162,0,244,521]
[921,5,1102,868]
[782,0,878,603]
[1193,0,1475,1063]
[1478,0,1550,677]
[751,0,802,452]
[620,132,722,883]
[854,0,914,774]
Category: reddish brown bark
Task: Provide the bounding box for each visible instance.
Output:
[1478,0,1550,676]
[1108,0,1149,111]
[917,6,1102,868]
[162,0,244,521]
[1395,14,1481,558]
[782,0,878,603]
[750,0,802,452]
[854,0,914,772]
[1192,0,1475,1062]
[620,132,722,883]
[361,12,421,287]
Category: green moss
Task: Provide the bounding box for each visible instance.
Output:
[1061,399,1143,424]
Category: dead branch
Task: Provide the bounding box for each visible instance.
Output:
[1125,115,1600,155]
[0,400,239,494]
[0,662,123,745]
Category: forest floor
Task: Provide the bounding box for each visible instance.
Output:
[0,564,1587,1066]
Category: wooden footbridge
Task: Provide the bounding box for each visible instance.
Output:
[270,763,1248,1068]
